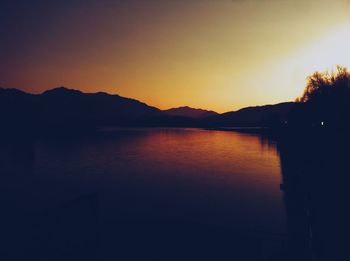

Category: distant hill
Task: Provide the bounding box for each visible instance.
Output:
[163,106,218,118]
[0,87,161,134]
[0,87,296,134]
[203,102,295,127]
[39,87,161,124]
[0,88,37,130]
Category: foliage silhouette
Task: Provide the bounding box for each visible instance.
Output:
[289,66,350,128]
[277,66,350,260]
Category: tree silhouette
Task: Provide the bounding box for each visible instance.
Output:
[291,66,350,127]
[290,66,350,128]
[298,65,350,103]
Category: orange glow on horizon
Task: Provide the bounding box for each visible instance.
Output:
[2,0,350,113]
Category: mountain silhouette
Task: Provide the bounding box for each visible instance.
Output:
[204,102,294,127]
[0,87,37,133]
[0,87,162,134]
[0,87,295,135]
[163,106,218,118]
[39,87,160,124]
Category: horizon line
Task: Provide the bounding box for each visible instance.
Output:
[0,85,295,114]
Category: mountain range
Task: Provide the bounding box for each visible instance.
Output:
[0,87,295,134]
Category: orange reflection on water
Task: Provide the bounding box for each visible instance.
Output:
[115,128,282,193]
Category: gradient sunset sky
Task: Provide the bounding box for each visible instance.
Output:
[1,0,350,112]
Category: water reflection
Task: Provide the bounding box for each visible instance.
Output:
[0,128,286,260]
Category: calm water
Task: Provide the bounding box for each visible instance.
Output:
[0,128,286,260]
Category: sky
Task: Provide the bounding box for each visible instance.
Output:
[1,0,350,112]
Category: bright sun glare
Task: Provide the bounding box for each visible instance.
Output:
[248,24,350,103]
[296,24,350,73]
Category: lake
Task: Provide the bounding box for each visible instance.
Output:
[0,128,287,260]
